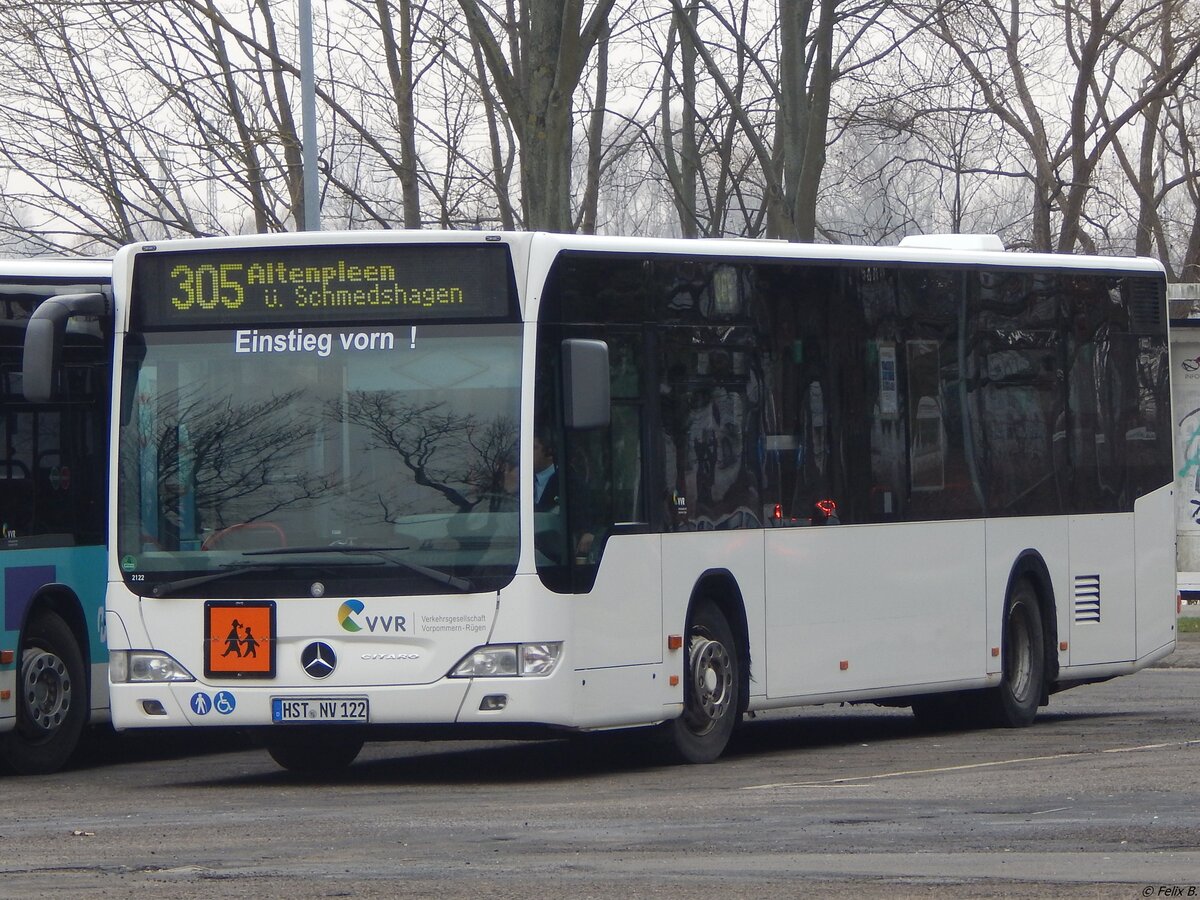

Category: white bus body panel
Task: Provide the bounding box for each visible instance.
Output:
[763,521,985,700]
[108,568,678,732]
[569,533,663,670]
[567,533,673,727]
[1135,485,1177,661]
[1066,514,1136,665]
[108,581,498,729]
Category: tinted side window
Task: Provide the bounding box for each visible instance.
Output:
[970,270,1066,516]
[659,326,761,531]
[1,282,110,548]
[1057,273,1173,513]
[535,252,1171,563]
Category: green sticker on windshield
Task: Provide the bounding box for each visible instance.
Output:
[121,555,138,572]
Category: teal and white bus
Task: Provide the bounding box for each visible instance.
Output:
[2,257,111,774]
[55,231,1175,772]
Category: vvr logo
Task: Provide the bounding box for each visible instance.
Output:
[338,599,407,634]
[338,599,365,632]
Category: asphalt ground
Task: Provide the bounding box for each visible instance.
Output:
[1155,609,1200,668]
[2,614,1197,899]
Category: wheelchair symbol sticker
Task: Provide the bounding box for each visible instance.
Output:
[191,692,211,715]
[214,691,237,715]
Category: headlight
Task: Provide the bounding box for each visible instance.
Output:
[110,651,195,683]
[519,642,561,676]
[449,642,562,678]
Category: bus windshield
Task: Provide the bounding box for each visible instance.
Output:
[117,322,522,597]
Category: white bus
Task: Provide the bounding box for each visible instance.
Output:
[43,231,1175,771]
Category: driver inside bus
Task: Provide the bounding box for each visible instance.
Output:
[533,432,559,511]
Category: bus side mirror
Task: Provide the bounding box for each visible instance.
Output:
[562,338,610,430]
[22,292,109,403]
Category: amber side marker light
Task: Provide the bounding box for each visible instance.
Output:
[667,635,683,650]
[0,649,13,665]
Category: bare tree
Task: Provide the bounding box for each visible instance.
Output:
[470,30,519,229]
[457,0,618,232]
[656,0,720,237]
[1098,0,1200,277]
[576,12,611,234]
[369,0,423,228]
[0,2,197,251]
[913,0,1200,253]
[2,0,1199,272]
[0,0,328,243]
[830,26,1036,245]
[664,0,899,241]
[1175,82,1200,280]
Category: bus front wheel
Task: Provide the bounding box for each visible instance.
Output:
[984,578,1045,727]
[266,728,364,773]
[663,601,740,764]
[1,610,87,775]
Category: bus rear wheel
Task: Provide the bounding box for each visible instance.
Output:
[983,578,1045,727]
[1,611,87,775]
[662,601,740,764]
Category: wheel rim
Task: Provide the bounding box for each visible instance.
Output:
[1005,605,1033,703]
[683,634,734,736]
[20,647,72,734]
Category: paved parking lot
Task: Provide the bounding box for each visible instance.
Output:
[2,634,1197,899]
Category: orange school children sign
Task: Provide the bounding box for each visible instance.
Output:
[204,601,276,678]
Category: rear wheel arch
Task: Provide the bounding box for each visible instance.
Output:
[1005,551,1059,691]
[687,569,751,715]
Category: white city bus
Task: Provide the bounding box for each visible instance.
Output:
[49,231,1175,771]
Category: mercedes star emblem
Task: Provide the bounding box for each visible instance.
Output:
[301,641,336,679]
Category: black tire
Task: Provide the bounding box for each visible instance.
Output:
[661,601,741,764]
[982,578,1045,727]
[0,610,88,775]
[266,728,364,773]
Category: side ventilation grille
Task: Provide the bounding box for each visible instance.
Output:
[1128,279,1164,335]
[1074,574,1101,623]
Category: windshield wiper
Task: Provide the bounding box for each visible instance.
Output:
[151,562,285,598]
[149,554,387,598]
[242,545,474,592]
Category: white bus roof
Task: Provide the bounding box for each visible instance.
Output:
[117,230,1165,276]
[536,232,1166,274]
[0,256,111,278]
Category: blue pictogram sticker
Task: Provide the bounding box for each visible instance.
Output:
[214,691,237,715]
[191,692,211,715]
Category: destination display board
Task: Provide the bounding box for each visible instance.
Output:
[131,242,515,328]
